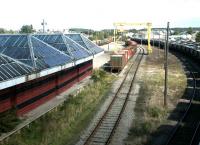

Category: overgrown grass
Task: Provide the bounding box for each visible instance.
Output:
[4,69,115,145]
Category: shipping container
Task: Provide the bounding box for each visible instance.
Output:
[110,54,126,71]
[118,50,128,63]
[121,49,130,59]
[123,47,136,59]
[125,40,138,48]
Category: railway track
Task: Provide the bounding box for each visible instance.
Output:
[83,47,144,145]
[165,56,200,145]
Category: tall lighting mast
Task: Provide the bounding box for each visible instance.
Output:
[41,19,47,33]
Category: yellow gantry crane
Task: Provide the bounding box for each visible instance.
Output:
[113,22,152,54]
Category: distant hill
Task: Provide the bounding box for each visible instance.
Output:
[139,27,200,31]
[152,27,200,32]
[68,28,94,34]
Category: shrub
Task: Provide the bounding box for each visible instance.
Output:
[91,69,107,82]
[196,32,200,42]
[0,109,20,134]
[130,121,153,136]
[147,107,161,118]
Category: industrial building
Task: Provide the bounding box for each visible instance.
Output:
[0,34,103,115]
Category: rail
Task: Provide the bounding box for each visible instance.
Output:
[83,47,144,145]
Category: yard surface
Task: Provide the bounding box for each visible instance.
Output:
[1,46,187,145]
[125,47,187,145]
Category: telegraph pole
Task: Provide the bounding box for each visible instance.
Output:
[153,31,154,48]
[140,30,142,46]
[164,22,170,107]
[41,19,47,33]
[158,29,160,57]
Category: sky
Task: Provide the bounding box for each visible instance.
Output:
[0,0,200,31]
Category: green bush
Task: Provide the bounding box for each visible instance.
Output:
[130,121,153,136]
[196,32,200,42]
[0,109,20,134]
[147,106,167,119]
[147,107,161,118]
[91,69,107,82]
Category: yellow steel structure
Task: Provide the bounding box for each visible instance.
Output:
[113,22,152,54]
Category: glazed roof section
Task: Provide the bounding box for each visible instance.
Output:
[0,34,73,83]
[65,34,104,54]
[34,34,92,60]
[0,54,33,82]
[0,33,101,86]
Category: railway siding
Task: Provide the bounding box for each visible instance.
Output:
[76,48,143,145]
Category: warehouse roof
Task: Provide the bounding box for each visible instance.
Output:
[65,34,103,54]
[0,34,73,84]
[0,54,33,82]
[0,33,99,89]
[0,35,72,70]
[34,34,92,60]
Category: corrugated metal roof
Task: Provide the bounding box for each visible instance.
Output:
[65,34,104,54]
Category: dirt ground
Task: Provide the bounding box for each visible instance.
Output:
[124,46,187,145]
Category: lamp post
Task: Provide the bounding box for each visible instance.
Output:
[41,19,47,33]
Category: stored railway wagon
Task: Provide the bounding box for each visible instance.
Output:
[0,34,103,116]
[110,40,137,71]
[125,40,137,49]
[110,55,126,71]
[131,38,200,61]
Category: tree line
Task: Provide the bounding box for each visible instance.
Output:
[0,25,35,34]
[0,25,200,42]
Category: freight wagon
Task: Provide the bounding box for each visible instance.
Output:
[131,38,200,61]
[125,40,138,49]
[109,40,137,72]
[110,55,126,71]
